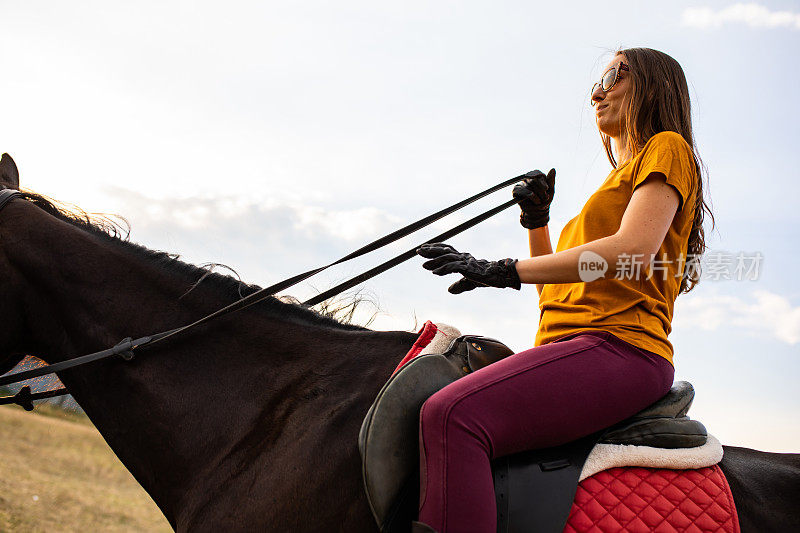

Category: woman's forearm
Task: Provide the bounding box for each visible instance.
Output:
[527,226,553,295]
[516,232,644,285]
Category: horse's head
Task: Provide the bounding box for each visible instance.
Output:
[0,153,30,373]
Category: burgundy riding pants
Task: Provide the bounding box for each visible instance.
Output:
[417,330,675,532]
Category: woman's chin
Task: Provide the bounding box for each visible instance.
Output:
[596,121,620,138]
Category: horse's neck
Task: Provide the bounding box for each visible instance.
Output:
[12,207,416,526]
[15,214,212,357]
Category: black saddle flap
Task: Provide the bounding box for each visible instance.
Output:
[494,431,604,533]
[359,335,515,532]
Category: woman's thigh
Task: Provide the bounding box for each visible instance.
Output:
[419,331,675,458]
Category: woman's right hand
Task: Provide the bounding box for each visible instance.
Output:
[513,168,556,229]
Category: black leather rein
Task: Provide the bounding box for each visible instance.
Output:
[0,174,532,410]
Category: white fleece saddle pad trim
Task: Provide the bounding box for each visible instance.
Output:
[580,434,723,481]
[419,323,723,478]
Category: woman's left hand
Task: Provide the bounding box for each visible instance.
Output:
[416,243,522,294]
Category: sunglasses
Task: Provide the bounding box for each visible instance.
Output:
[590,61,629,106]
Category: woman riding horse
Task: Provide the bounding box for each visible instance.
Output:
[412,47,714,533]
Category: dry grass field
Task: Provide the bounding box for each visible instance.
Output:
[0,404,172,532]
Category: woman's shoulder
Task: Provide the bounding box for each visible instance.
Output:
[642,130,692,152]
[630,131,696,174]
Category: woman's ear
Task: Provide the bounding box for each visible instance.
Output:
[0,153,20,189]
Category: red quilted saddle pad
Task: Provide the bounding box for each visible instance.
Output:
[564,465,740,532]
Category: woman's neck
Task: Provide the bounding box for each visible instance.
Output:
[613,131,633,167]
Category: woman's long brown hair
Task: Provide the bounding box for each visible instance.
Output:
[599,47,715,294]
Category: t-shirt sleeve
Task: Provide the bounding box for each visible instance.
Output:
[632,131,697,212]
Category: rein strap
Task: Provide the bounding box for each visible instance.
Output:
[0,173,532,405]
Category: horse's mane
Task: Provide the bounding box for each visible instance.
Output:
[18,190,367,331]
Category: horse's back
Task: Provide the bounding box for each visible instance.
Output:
[719,445,800,532]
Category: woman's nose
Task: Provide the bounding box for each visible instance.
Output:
[591,86,605,106]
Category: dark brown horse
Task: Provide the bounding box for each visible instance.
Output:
[0,157,798,532]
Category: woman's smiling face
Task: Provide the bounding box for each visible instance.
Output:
[592,54,632,139]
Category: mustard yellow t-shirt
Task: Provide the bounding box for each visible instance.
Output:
[534,131,699,365]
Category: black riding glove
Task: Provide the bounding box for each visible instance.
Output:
[416,243,521,295]
[513,168,556,229]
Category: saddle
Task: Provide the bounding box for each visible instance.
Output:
[358,335,708,533]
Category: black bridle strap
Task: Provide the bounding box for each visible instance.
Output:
[0,172,532,398]
[0,337,148,387]
[0,189,23,210]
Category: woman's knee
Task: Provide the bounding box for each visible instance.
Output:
[420,386,455,428]
[420,385,482,438]
[421,381,479,432]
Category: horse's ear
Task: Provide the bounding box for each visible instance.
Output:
[0,153,20,189]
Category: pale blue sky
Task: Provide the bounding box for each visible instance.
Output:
[1,1,798,451]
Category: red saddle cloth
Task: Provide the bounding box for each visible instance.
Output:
[564,465,740,532]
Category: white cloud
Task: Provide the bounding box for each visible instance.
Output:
[103,186,402,243]
[673,289,800,344]
[293,205,404,242]
[682,3,800,30]
[90,187,432,302]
